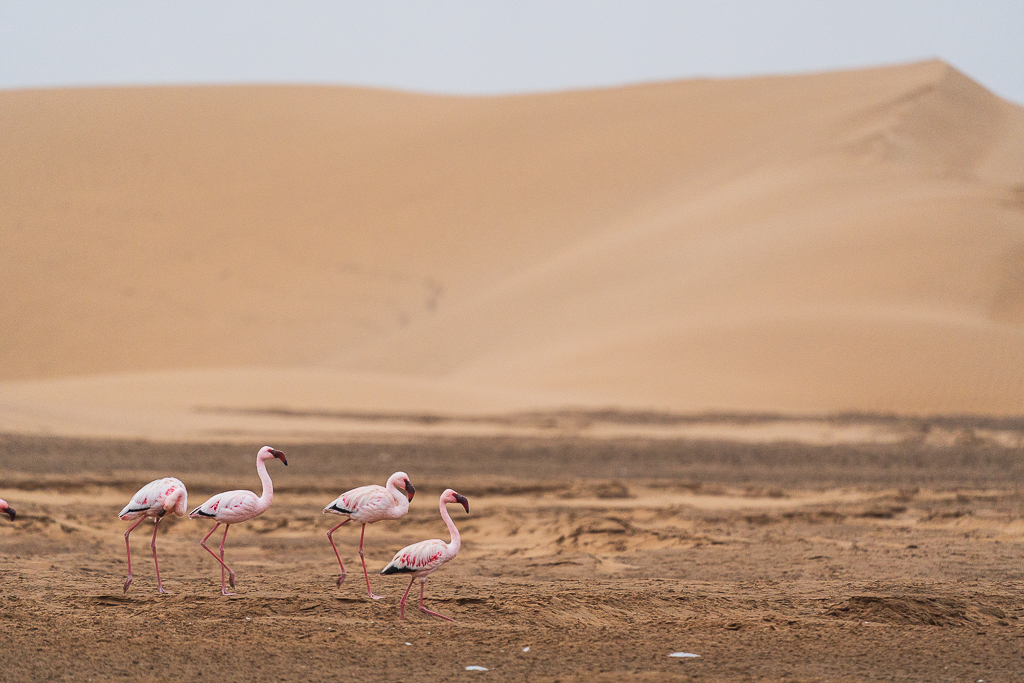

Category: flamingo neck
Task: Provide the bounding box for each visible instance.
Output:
[256,456,274,508]
[165,487,183,514]
[386,480,410,514]
[440,498,461,554]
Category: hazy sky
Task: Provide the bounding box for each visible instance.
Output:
[1,1,1022,103]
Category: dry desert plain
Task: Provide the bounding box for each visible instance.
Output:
[1,59,1024,681]
[3,416,1024,682]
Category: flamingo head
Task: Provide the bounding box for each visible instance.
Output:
[443,489,469,513]
[390,471,415,501]
[0,501,14,521]
[259,446,288,466]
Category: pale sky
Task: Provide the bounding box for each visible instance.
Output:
[1,1,1022,103]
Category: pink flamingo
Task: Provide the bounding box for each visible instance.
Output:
[0,498,15,521]
[189,446,287,595]
[380,488,469,622]
[323,471,415,599]
[118,477,188,593]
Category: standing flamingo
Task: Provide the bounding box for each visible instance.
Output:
[118,477,188,593]
[323,471,415,599]
[380,488,469,622]
[0,498,15,521]
[189,446,287,595]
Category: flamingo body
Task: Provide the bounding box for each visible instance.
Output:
[381,488,469,621]
[380,538,450,576]
[190,446,287,595]
[324,472,413,524]
[189,489,265,523]
[323,471,414,599]
[119,477,187,521]
[119,477,187,593]
[0,497,15,521]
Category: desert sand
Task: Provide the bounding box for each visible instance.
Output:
[2,59,1023,437]
[1,61,1023,681]
[3,432,1024,681]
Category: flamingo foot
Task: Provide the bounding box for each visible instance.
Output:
[123,576,133,593]
[419,605,454,622]
[367,590,386,601]
[336,571,347,587]
[158,586,171,595]
[222,589,237,596]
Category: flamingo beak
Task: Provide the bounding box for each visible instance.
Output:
[404,481,415,501]
[3,507,14,521]
[270,448,288,465]
[454,493,469,513]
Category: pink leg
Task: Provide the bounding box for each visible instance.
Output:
[358,524,385,600]
[122,517,146,593]
[199,523,237,595]
[219,524,234,594]
[417,578,454,622]
[151,516,170,594]
[398,576,416,620]
[326,519,350,586]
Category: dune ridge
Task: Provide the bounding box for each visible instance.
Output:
[1,60,1022,438]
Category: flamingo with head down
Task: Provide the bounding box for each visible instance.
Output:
[323,471,415,599]
[0,498,14,521]
[118,477,188,593]
[189,446,287,595]
[380,488,469,622]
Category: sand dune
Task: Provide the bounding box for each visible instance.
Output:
[2,60,1022,437]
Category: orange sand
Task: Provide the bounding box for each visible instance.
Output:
[1,60,1022,439]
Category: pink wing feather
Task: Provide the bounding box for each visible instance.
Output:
[119,477,187,520]
[381,538,449,576]
[325,484,400,523]
[189,489,262,523]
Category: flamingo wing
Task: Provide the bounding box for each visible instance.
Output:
[119,477,183,519]
[381,539,448,575]
[324,484,393,522]
[189,489,261,522]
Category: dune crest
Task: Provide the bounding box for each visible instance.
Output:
[1,61,1022,436]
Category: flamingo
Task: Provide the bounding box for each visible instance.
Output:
[0,498,15,521]
[118,477,188,593]
[189,446,287,595]
[323,471,415,599]
[380,488,469,622]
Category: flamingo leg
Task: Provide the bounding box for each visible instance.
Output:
[219,524,235,594]
[150,516,170,594]
[200,522,237,595]
[417,578,454,622]
[398,576,416,620]
[326,519,351,586]
[358,524,385,600]
[122,517,146,593]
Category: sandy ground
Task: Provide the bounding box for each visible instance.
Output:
[2,428,1024,682]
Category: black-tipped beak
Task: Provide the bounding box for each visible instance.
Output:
[454,493,469,513]
[270,448,287,465]
[404,481,415,502]
[3,508,14,521]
